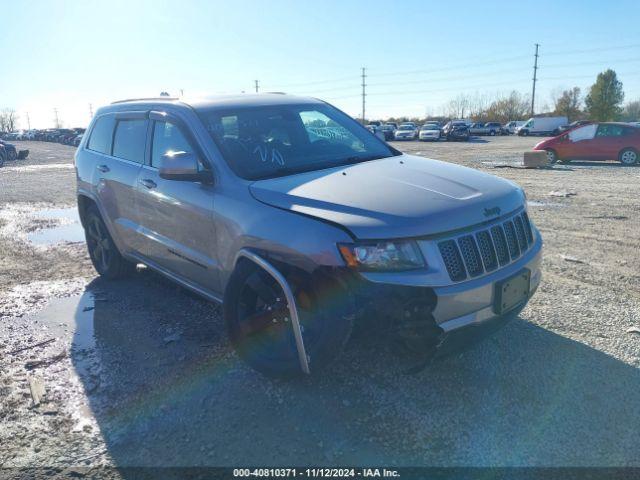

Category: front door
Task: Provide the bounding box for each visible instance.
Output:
[564,124,598,160]
[135,117,220,294]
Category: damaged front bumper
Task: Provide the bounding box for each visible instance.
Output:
[353,232,542,353]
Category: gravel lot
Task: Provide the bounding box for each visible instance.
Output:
[1,138,639,472]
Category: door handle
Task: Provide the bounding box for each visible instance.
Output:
[139,179,157,189]
[96,164,110,173]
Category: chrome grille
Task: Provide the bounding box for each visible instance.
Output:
[438,211,535,282]
[438,240,466,281]
[458,235,483,277]
[503,220,520,259]
[522,211,534,244]
[476,230,498,272]
[491,225,510,266]
[513,215,528,250]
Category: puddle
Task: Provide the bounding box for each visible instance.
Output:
[29,292,100,429]
[27,207,85,246]
[0,163,74,173]
[527,200,566,208]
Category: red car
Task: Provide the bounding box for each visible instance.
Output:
[534,122,640,166]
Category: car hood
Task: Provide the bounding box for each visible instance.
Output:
[249,155,525,239]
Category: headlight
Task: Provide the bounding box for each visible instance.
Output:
[338,240,426,271]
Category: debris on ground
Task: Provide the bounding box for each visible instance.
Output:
[548,190,577,197]
[560,254,586,264]
[28,376,46,407]
[8,337,55,355]
[585,215,628,220]
[627,327,640,334]
[25,350,67,370]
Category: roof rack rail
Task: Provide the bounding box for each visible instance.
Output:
[111,97,179,105]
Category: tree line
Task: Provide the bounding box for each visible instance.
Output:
[379,69,638,125]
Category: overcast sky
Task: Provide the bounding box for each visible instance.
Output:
[1,0,639,129]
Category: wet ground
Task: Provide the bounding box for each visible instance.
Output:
[1,139,640,472]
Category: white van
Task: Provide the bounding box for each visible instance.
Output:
[516,116,568,136]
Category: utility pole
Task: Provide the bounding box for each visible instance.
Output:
[26,112,31,130]
[531,43,540,116]
[254,80,259,93]
[53,108,60,128]
[361,67,366,124]
[89,103,94,119]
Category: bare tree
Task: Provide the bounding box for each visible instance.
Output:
[0,109,19,132]
[446,94,471,119]
[622,100,640,121]
[485,91,531,123]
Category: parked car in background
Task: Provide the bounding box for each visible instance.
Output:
[556,120,592,135]
[4,132,22,141]
[380,124,396,140]
[75,93,541,377]
[443,121,470,141]
[501,121,525,135]
[418,124,441,141]
[516,116,568,136]
[0,143,6,167]
[534,122,640,165]
[366,125,386,141]
[0,139,18,161]
[469,122,502,136]
[73,134,84,146]
[394,124,417,140]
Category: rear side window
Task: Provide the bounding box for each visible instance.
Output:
[87,115,115,154]
[112,119,148,163]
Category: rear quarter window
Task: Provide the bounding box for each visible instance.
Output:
[87,115,116,155]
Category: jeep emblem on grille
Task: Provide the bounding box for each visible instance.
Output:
[483,206,501,217]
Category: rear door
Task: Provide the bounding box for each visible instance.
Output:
[593,124,629,159]
[134,112,219,293]
[86,112,146,252]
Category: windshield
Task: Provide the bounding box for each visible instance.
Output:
[399,125,414,130]
[198,103,396,180]
[422,125,439,130]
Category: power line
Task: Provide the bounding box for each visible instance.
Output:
[544,43,640,57]
[531,43,540,116]
[361,67,366,123]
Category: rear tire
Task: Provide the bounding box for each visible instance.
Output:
[84,205,136,280]
[224,261,353,378]
[619,148,638,166]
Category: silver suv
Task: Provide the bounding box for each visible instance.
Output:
[75,94,542,377]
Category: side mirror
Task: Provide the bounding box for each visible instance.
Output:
[158,151,213,183]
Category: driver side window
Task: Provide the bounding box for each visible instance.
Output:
[151,121,195,167]
[568,124,597,142]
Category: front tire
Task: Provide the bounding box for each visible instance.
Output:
[619,148,639,166]
[224,261,353,378]
[545,149,558,165]
[84,205,136,279]
[7,149,17,161]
